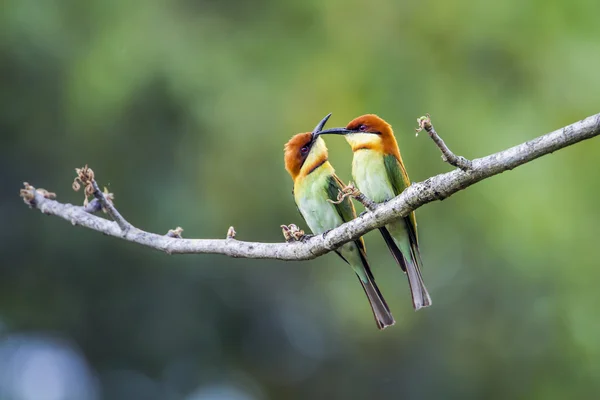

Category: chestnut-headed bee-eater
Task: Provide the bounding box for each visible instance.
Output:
[318,114,432,310]
[284,114,395,329]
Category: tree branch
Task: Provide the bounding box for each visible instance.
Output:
[416,113,473,171]
[90,180,132,231]
[20,112,600,261]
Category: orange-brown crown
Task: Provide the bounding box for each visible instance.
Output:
[284,132,328,180]
[346,114,401,160]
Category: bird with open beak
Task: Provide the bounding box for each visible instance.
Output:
[284,114,395,329]
[318,114,432,311]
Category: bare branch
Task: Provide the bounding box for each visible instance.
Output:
[20,112,600,261]
[72,165,131,231]
[90,179,132,231]
[416,114,473,171]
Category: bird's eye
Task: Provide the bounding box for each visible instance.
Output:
[300,145,309,154]
[358,124,367,132]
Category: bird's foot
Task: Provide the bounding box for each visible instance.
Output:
[327,182,360,205]
[281,224,310,242]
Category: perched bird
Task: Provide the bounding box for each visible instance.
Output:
[284,114,395,329]
[318,114,432,310]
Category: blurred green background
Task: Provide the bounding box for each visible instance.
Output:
[2,0,600,399]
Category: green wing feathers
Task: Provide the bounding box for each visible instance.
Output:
[326,174,366,253]
[294,168,395,325]
[383,153,419,246]
[383,153,410,194]
[327,175,394,328]
[325,174,357,223]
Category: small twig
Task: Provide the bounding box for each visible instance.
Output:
[327,182,378,211]
[72,165,132,232]
[352,191,377,212]
[20,182,36,205]
[20,182,57,206]
[416,114,472,171]
[90,180,131,231]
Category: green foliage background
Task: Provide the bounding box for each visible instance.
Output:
[1,0,600,399]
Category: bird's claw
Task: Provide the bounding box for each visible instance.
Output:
[321,229,333,239]
[327,182,360,205]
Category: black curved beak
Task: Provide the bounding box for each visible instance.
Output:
[316,127,355,135]
[311,113,332,140]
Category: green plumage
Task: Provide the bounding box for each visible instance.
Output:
[384,153,419,246]
[352,151,431,310]
[293,162,394,328]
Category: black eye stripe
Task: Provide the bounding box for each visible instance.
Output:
[354,125,380,135]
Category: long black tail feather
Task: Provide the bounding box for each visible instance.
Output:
[356,243,395,329]
[379,227,432,310]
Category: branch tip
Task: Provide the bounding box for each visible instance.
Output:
[415,113,432,137]
[166,227,184,238]
[19,182,35,205]
[415,113,472,171]
[19,182,56,207]
[226,226,236,239]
